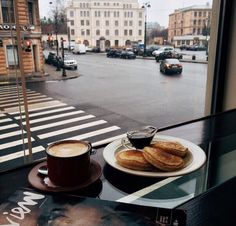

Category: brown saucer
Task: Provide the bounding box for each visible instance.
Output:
[28,160,102,192]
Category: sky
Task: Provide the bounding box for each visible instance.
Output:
[39,0,213,28]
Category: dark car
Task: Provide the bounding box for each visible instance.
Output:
[106,49,122,58]
[156,50,183,62]
[120,50,136,59]
[92,47,101,53]
[160,59,183,74]
[144,45,160,57]
[45,52,57,65]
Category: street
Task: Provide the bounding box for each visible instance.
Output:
[0,53,208,169]
[32,52,207,127]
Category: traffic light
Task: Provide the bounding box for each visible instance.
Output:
[25,39,32,52]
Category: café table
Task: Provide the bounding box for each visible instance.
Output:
[1,108,236,225]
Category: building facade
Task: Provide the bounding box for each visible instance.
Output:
[168,4,212,44]
[66,0,145,48]
[0,0,44,76]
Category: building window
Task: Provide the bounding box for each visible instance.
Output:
[199,12,202,17]
[138,30,142,36]
[139,12,142,18]
[71,29,75,35]
[6,45,18,66]
[87,11,89,17]
[198,19,201,25]
[28,0,34,25]
[96,29,100,36]
[81,20,84,26]
[193,20,196,25]
[105,20,109,26]
[81,30,85,35]
[105,30,109,36]
[1,0,15,23]
[70,10,74,17]
[124,20,128,26]
[129,21,133,26]
[203,11,206,17]
[193,28,196,34]
[70,20,74,26]
[115,29,119,36]
[80,11,83,17]
[124,29,128,36]
[194,11,197,17]
[139,21,142,26]
[115,20,119,26]
[86,20,89,26]
[96,20,100,26]
[197,28,201,34]
[86,29,90,35]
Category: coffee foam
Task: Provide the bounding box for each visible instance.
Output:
[48,142,88,157]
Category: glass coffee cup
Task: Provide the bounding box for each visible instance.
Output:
[122,126,158,150]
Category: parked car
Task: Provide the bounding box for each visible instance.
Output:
[144,45,160,57]
[72,44,86,54]
[58,55,78,70]
[120,50,136,59]
[45,52,57,65]
[152,46,175,57]
[156,50,183,62]
[160,59,183,74]
[106,49,122,58]
[179,45,189,50]
[92,47,101,53]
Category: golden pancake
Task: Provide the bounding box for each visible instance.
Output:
[151,141,188,157]
[143,147,184,171]
[115,150,155,171]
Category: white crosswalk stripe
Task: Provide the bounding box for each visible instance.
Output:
[0,86,123,170]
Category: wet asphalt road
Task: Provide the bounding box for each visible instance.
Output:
[28,53,207,130]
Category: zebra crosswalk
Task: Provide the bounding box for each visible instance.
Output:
[0,85,125,171]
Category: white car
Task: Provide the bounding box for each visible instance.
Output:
[152,46,175,57]
[61,55,77,70]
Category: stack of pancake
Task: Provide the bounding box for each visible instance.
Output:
[116,141,188,172]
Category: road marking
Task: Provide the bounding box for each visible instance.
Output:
[0,97,53,108]
[38,120,107,139]
[0,137,35,150]
[0,123,19,130]
[0,89,34,95]
[14,106,76,119]
[7,101,67,114]
[22,110,85,125]
[0,118,12,123]
[0,91,38,99]
[31,114,95,131]
[92,133,126,147]
[0,130,26,139]
[0,95,48,103]
[0,146,45,163]
[116,177,181,203]
[67,126,120,140]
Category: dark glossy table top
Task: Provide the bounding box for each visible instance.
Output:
[1,109,236,225]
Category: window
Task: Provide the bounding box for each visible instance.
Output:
[139,12,142,18]
[199,11,202,17]
[81,20,84,26]
[71,29,75,35]
[193,20,197,25]
[129,21,133,26]
[139,21,142,26]
[105,30,109,36]
[203,11,206,17]
[70,10,74,17]
[86,20,89,26]
[1,0,15,23]
[105,20,109,26]
[115,29,119,36]
[198,19,201,25]
[138,30,142,36]
[70,20,74,26]
[194,11,197,17]
[96,20,100,26]
[115,21,119,26]
[124,20,128,26]
[86,29,90,35]
[80,11,83,17]
[28,0,34,25]
[124,29,128,36]
[96,29,100,35]
[6,45,18,66]
[81,30,85,35]
[87,11,89,17]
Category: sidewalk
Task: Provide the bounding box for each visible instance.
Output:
[0,64,79,86]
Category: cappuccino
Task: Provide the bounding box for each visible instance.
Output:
[48,142,88,157]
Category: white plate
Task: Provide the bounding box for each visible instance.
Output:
[103,135,206,177]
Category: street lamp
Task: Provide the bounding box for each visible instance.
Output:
[142,2,151,57]
[49,1,61,71]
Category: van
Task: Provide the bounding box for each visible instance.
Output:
[72,44,86,54]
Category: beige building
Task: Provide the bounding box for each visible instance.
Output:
[66,0,145,48]
[168,4,212,44]
[0,0,44,77]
